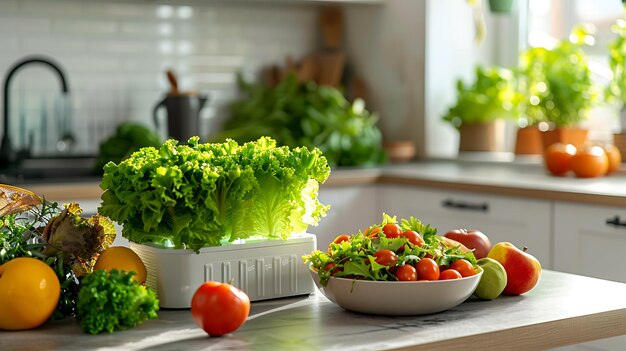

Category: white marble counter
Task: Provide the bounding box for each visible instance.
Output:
[3,270,626,351]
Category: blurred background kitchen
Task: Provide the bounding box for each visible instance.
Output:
[0,0,624,177]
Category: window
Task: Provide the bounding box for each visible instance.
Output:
[526,0,624,142]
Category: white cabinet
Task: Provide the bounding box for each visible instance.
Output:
[315,185,380,250]
[554,202,626,283]
[552,205,626,351]
[379,185,553,268]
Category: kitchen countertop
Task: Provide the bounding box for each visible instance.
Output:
[3,270,626,351]
[7,158,626,207]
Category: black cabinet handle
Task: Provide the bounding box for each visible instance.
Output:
[441,199,489,213]
[606,215,626,228]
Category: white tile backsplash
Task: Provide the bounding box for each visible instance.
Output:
[0,0,318,156]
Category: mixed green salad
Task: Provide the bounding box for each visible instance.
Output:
[99,136,330,252]
[304,214,477,286]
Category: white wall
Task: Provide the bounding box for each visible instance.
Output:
[344,0,427,156]
[0,0,519,161]
[0,0,318,156]
[425,0,504,158]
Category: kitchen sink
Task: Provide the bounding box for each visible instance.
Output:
[0,156,102,184]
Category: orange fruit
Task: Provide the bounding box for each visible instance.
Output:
[544,143,577,176]
[94,246,147,284]
[0,258,60,330]
[603,144,622,174]
[571,145,609,178]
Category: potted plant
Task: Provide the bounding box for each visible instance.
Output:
[443,65,522,153]
[519,24,599,150]
[607,15,626,159]
[488,0,515,14]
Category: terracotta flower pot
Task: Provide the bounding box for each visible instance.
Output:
[540,128,588,152]
[514,126,543,155]
[459,121,502,152]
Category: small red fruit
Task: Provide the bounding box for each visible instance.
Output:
[191,281,250,337]
[571,145,609,178]
[544,143,576,176]
[443,229,491,259]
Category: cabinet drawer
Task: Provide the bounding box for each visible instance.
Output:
[380,185,552,267]
[554,202,626,283]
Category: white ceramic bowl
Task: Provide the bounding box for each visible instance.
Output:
[310,265,483,315]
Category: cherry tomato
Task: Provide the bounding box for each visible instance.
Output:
[449,259,477,277]
[191,281,250,337]
[416,258,439,280]
[332,234,350,245]
[323,262,343,276]
[382,223,402,238]
[544,143,576,176]
[363,226,381,239]
[328,234,351,253]
[372,249,398,267]
[571,145,609,178]
[394,264,417,281]
[400,230,424,247]
[439,269,463,280]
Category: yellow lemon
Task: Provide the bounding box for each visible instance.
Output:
[0,257,61,330]
[94,246,147,284]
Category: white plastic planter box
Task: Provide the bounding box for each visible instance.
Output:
[130,233,316,308]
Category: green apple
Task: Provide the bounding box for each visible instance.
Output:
[473,257,507,300]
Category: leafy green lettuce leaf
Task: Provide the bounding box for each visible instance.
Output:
[99,136,330,252]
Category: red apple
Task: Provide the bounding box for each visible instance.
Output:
[444,229,492,259]
[487,242,542,295]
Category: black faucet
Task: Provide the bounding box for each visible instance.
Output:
[0,56,69,168]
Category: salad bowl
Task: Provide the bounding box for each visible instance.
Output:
[310,265,483,316]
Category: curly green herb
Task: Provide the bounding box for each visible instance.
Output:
[77,269,159,334]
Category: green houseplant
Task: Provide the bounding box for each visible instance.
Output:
[488,0,515,14]
[443,65,522,152]
[608,18,626,108]
[519,24,599,150]
[211,73,386,167]
[607,14,626,163]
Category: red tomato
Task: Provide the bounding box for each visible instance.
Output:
[400,230,424,247]
[363,226,381,239]
[191,281,251,337]
[372,249,398,267]
[323,262,343,276]
[449,259,477,277]
[382,223,402,238]
[332,234,350,245]
[571,145,609,178]
[544,143,577,176]
[439,269,463,280]
[416,258,440,281]
[394,264,417,281]
[328,234,351,253]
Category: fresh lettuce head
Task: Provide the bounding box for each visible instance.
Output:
[99,137,330,251]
